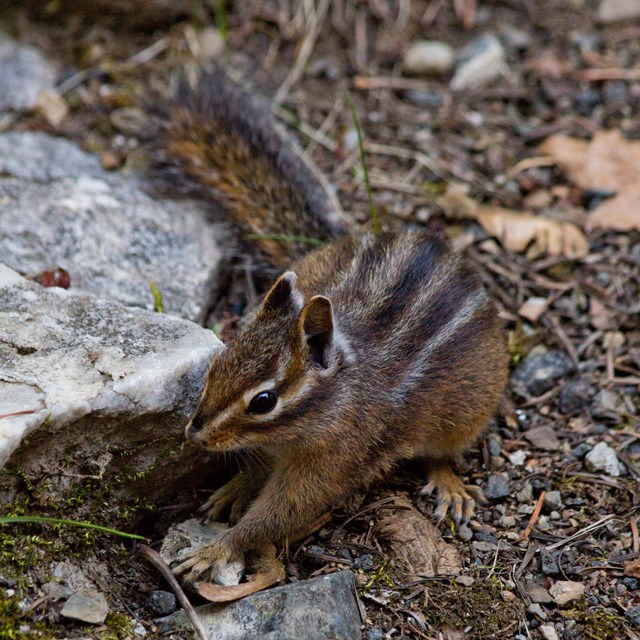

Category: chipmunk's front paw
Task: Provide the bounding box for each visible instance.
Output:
[420,463,486,524]
[172,535,238,584]
[200,476,256,525]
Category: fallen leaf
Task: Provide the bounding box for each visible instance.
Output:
[587,189,640,231]
[475,205,588,258]
[198,545,285,603]
[624,558,640,579]
[438,186,588,258]
[518,297,548,323]
[540,130,640,193]
[376,495,461,579]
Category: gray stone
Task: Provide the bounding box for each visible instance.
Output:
[585,442,622,477]
[559,379,592,414]
[517,483,533,504]
[598,0,640,24]
[60,590,109,625]
[455,575,475,587]
[525,582,553,604]
[0,131,224,323]
[527,602,547,620]
[0,33,56,112]
[591,389,624,421]
[524,426,561,452]
[404,40,455,75]
[485,473,510,500]
[543,491,563,511]
[512,350,574,396]
[451,35,508,91]
[0,265,220,501]
[160,571,362,640]
[625,606,640,627]
[147,591,177,616]
[457,523,473,542]
[541,549,559,576]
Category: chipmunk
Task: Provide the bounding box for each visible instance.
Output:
[156,67,509,582]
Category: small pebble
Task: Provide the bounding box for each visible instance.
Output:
[524,426,561,452]
[147,590,177,616]
[485,473,510,500]
[458,523,473,542]
[455,575,475,587]
[528,603,548,621]
[559,379,592,414]
[541,549,559,575]
[517,483,533,504]
[526,583,553,604]
[585,442,622,477]
[451,34,508,91]
[549,580,585,606]
[512,350,574,396]
[353,554,375,572]
[625,606,640,628]
[367,628,385,640]
[544,490,563,511]
[571,443,591,459]
[60,591,109,625]
[540,623,560,640]
[404,40,455,75]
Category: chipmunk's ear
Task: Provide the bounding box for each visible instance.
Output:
[262,271,303,313]
[300,295,335,369]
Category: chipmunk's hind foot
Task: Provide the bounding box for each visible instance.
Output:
[419,462,486,524]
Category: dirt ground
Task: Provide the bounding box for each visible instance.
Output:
[1,1,639,638]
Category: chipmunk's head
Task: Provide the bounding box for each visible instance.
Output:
[185,271,353,452]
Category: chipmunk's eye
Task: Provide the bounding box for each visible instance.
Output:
[247,390,278,415]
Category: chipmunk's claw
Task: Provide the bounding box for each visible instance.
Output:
[172,536,236,584]
[200,477,254,524]
[420,463,485,525]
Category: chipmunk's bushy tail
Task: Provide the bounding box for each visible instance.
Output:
[154,66,345,267]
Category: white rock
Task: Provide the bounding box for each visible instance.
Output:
[585,442,622,477]
[404,41,455,75]
[60,591,109,625]
[540,624,560,640]
[0,265,220,472]
[451,35,508,91]
[598,0,640,23]
[0,33,56,111]
[0,131,224,323]
[549,580,585,606]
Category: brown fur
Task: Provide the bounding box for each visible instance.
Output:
[166,69,509,581]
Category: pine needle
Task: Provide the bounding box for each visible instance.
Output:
[346,90,380,234]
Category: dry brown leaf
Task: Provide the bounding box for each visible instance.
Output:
[540,130,640,192]
[475,205,589,258]
[587,190,640,231]
[438,185,588,257]
[198,545,285,603]
[375,495,461,579]
[624,558,640,580]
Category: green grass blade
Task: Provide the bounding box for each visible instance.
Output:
[149,281,165,313]
[0,516,146,540]
[346,90,379,234]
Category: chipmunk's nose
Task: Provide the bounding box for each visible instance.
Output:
[185,414,204,440]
